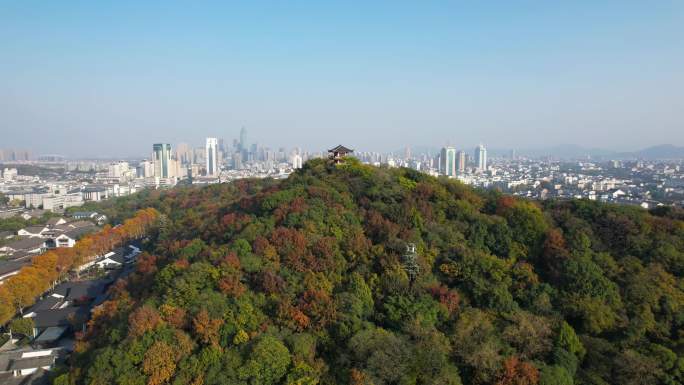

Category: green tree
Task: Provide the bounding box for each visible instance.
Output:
[348,327,413,385]
[9,317,34,337]
[451,308,503,384]
[539,365,573,385]
[440,249,516,312]
[239,336,292,385]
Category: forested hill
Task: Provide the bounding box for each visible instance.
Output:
[58,159,684,385]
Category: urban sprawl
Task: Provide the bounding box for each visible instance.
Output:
[2,129,683,217]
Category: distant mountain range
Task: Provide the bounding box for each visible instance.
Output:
[514,144,684,160]
[618,144,684,160]
[410,144,684,161]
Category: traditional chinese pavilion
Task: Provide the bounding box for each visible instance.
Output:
[328,145,354,164]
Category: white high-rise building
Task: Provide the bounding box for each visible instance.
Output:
[291,153,303,169]
[440,147,456,177]
[108,161,131,179]
[137,160,154,178]
[2,168,17,181]
[205,137,219,176]
[475,144,487,172]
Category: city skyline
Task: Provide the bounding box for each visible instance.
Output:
[2,123,684,160]
[2,2,683,157]
[5,140,684,162]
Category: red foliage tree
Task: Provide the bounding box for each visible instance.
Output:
[252,236,271,255]
[270,227,309,271]
[218,275,245,297]
[541,228,569,277]
[427,284,460,315]
[129,305,163,337]
[497,356,539,385]
[277,301,310,331]
[298,289,336,330]
[496,196,517,215]
[137,253,159,275]
[260,271,286,295]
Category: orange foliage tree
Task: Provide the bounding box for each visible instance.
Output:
[0,208,159,325]
[142,341,177,385]
[128,305,163,337]
[192,309,223,347]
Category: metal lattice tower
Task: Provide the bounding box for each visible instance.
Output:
[403,243,420,282]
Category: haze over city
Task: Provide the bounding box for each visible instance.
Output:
[3,3,684,385]
[2,1,683,158]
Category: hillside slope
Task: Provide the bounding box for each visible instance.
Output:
[58,159,684,385]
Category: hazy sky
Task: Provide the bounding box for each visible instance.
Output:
[1,1,683,157]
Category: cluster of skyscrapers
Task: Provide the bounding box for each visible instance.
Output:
[439,144,487,177]
[143,139,219,182]
[138,127,306,184]
[0,149,31,162]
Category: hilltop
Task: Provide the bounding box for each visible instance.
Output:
[56,159,684,385]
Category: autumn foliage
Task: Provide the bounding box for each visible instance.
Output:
[59,159,684,385]
[497,357,539,385]
[192,309,223,348]
[129,305,163,337]
[0,208,159,324]
[142,341,177,385]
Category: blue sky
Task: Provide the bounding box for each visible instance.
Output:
[1,1,683,157]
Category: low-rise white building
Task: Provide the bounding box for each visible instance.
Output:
[0,348,58,378]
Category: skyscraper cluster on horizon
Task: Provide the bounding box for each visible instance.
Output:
[0,149,32,162]
[134,127,313,185]
[438,144,487,177]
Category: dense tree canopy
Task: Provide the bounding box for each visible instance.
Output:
[58,159,684,385]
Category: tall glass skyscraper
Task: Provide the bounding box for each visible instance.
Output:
[206,137,219,176]
[440,147,456,177]
[153,143,172,178]
[475,144,487,172]
[239,127,247,151]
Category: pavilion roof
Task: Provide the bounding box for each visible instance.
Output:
[328,145,354,153]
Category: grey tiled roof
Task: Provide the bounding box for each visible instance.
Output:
[31,307,89,329]
[45,218,65,226]
[20,226,46,234]
[328,145,354,153]
[9,355,54,370]
[27,296,63,313]
[0,259,30,276]
[53,280,109,301]
[3,237,44,251]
